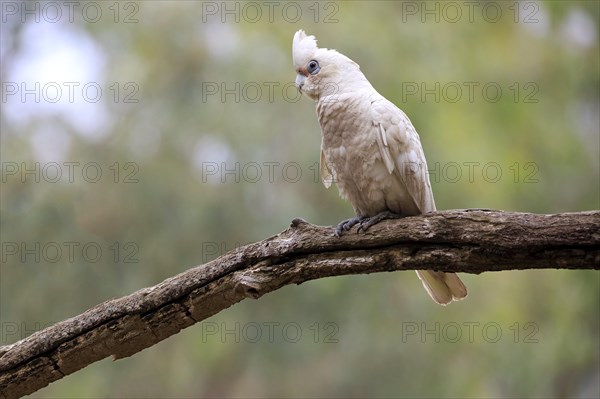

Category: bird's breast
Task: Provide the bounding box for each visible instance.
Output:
[317,95,412,217]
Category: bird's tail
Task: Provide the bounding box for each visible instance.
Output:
[415,270,467,305]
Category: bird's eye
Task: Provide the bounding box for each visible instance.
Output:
[307,60,320,75]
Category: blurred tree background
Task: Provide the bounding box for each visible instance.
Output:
[1,1,599,398]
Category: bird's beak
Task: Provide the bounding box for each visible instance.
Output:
[295,74,306,91]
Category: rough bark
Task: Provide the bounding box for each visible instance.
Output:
[1,210,599,399]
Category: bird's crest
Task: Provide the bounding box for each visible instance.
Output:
[293,30,322,70]
[293,30,359,72]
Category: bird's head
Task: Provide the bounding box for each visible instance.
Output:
[292,30,363,101]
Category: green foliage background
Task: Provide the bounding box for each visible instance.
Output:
[1,1,598,398]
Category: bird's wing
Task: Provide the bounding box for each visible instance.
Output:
[320,138,335,188]
[371,98,436,213]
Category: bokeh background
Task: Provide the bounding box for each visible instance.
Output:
[1,1,599,398]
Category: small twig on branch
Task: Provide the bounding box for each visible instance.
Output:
[1,210,599,399]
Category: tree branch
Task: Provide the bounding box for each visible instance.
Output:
[1,210,599,399]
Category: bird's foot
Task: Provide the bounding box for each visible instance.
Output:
[335,212,402,236]
[335,216,368,237]
[356,211,402,233]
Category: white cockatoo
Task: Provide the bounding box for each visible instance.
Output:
[292,30,467,305]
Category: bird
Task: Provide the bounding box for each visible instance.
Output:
[292,30,467,305]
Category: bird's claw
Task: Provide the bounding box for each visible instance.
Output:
[332,211,403,236]
[334,216,367,237]
[356,211,402,233]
